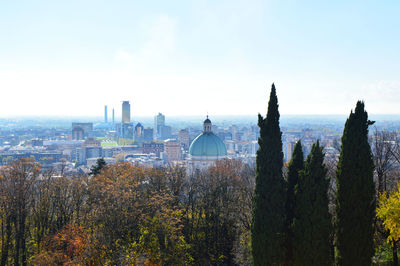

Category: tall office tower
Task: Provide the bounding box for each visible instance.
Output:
[154,113,165,139]
[122,101,131,123]
[112,108,115,124]
[104,105,108,123]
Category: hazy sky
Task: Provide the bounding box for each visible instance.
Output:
[0,0,399,117]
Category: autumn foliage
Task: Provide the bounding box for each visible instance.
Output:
[0,159,254,265]
[33,224,103,265]
[377,183,400,244]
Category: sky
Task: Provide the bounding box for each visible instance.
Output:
[0,0,399,118]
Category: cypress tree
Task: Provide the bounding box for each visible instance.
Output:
[335,101,375,266]
[292,141,332,266]
[90,157,107,176]
[285,140,304,264]
[252,83,286,265]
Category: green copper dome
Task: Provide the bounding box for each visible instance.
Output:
[189,132,227,157]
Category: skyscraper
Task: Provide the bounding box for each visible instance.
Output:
[112,108,115,124]
[104,105,108,123]
[154,113,165,139]
[122,101,131,123]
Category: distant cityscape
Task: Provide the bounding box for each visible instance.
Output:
[0,100,400,175]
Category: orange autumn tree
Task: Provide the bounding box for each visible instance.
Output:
[87,162,192,265]
[32,224,104,265]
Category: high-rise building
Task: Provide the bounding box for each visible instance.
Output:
[121,123,134,139]
[122,101,131,123]
[104,105,108,123]
[72,127,84,140]
[143,128,154,143]
[160,125,172,140]
[112,108,115,124]
[230,125,238,141]
[134,123,144,144]
[72,123,93,140]
[285,141,296,162]
[154,113,165,139]
[164,139,181,162]
[178,129,190,150]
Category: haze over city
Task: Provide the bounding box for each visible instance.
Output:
[2,1,400,265]
[1,0,400,116]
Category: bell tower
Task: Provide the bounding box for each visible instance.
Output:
[203,115,212,133]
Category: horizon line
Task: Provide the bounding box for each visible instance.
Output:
[1,113,400,119]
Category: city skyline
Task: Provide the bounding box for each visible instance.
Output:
[1,1,399,116]
[0,2,398,264]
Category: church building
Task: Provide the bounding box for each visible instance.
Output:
[187,116,227,173]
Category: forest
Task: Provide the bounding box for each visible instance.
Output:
[0,158,255,265]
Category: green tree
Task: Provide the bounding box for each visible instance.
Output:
[90,157,106,176]
[293,141,332,266]
[252,83,286,265]
[285,140,304,264]
[336,101,375,266]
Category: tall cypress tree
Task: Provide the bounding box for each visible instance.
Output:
[336,101,375,266]
[252,83,285,265]
[293,141,332,266]
[285,140,304,264]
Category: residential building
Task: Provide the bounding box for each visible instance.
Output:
[164,139,181,162]
[142,142,164,157]
[178,129,190,150]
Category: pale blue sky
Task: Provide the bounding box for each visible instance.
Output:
[0,0,399,117]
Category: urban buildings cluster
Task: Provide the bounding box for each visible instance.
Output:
[0,100,351,174]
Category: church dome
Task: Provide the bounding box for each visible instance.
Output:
[189,117,227,158]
